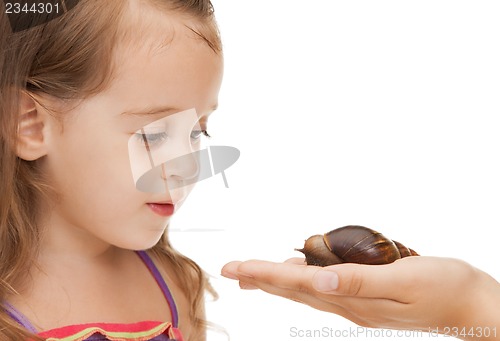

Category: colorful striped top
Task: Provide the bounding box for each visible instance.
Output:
[5,251,185,341]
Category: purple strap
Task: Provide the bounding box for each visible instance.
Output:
[136,250,179,328]
[4,301,38,333]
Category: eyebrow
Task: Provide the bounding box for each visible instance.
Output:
[120,104,219,117]
[120,106,182,117]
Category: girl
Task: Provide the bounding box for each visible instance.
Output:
[0,0,223,340]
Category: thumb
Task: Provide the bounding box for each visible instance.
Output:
[312,262,406,298]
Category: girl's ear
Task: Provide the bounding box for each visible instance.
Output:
[16,92,49,161]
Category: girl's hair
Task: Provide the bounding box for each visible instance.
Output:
[0,1,221,340]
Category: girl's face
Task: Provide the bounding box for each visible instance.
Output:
[39,14,223,252]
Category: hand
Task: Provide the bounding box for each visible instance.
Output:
[221,256,500,340]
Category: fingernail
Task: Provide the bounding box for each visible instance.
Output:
[313,270,339,292]
[220,270,239,280]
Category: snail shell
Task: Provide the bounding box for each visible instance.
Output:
[296,225,419,267]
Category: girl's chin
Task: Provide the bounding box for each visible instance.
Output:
[117,230,166,251]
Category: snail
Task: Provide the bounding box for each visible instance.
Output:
[296,225,419,266]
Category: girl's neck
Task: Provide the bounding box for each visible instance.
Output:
[38,207,124,263]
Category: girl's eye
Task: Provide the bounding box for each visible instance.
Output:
[135,132,168,150]
[191,129,211,140]
[134,129,210,150]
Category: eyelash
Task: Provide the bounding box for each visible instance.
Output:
[191,129,211,139]
[135,129,211,149]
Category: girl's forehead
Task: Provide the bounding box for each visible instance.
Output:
[112,3,222,78]
[116,1,205,56]
[108,31,223,108]
[58,1,223,117]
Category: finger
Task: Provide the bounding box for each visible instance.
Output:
[239,281,258,290]
[234,260,415,328]
[236,260,322,293]
[236,275,405,329]
[315,257,421,300]
[284,257,307,265]
[236,258,414,301]
[221,261,243,280]
[229,258,425,300]
[236,276,369,326]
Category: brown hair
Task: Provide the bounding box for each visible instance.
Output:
[0,0,221,340]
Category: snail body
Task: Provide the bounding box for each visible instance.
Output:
[296,225,419,267]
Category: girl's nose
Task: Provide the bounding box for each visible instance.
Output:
[161,150,200,183]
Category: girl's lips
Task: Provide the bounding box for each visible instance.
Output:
[147,203,175,217]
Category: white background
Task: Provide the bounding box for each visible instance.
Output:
[171,1,500,340]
